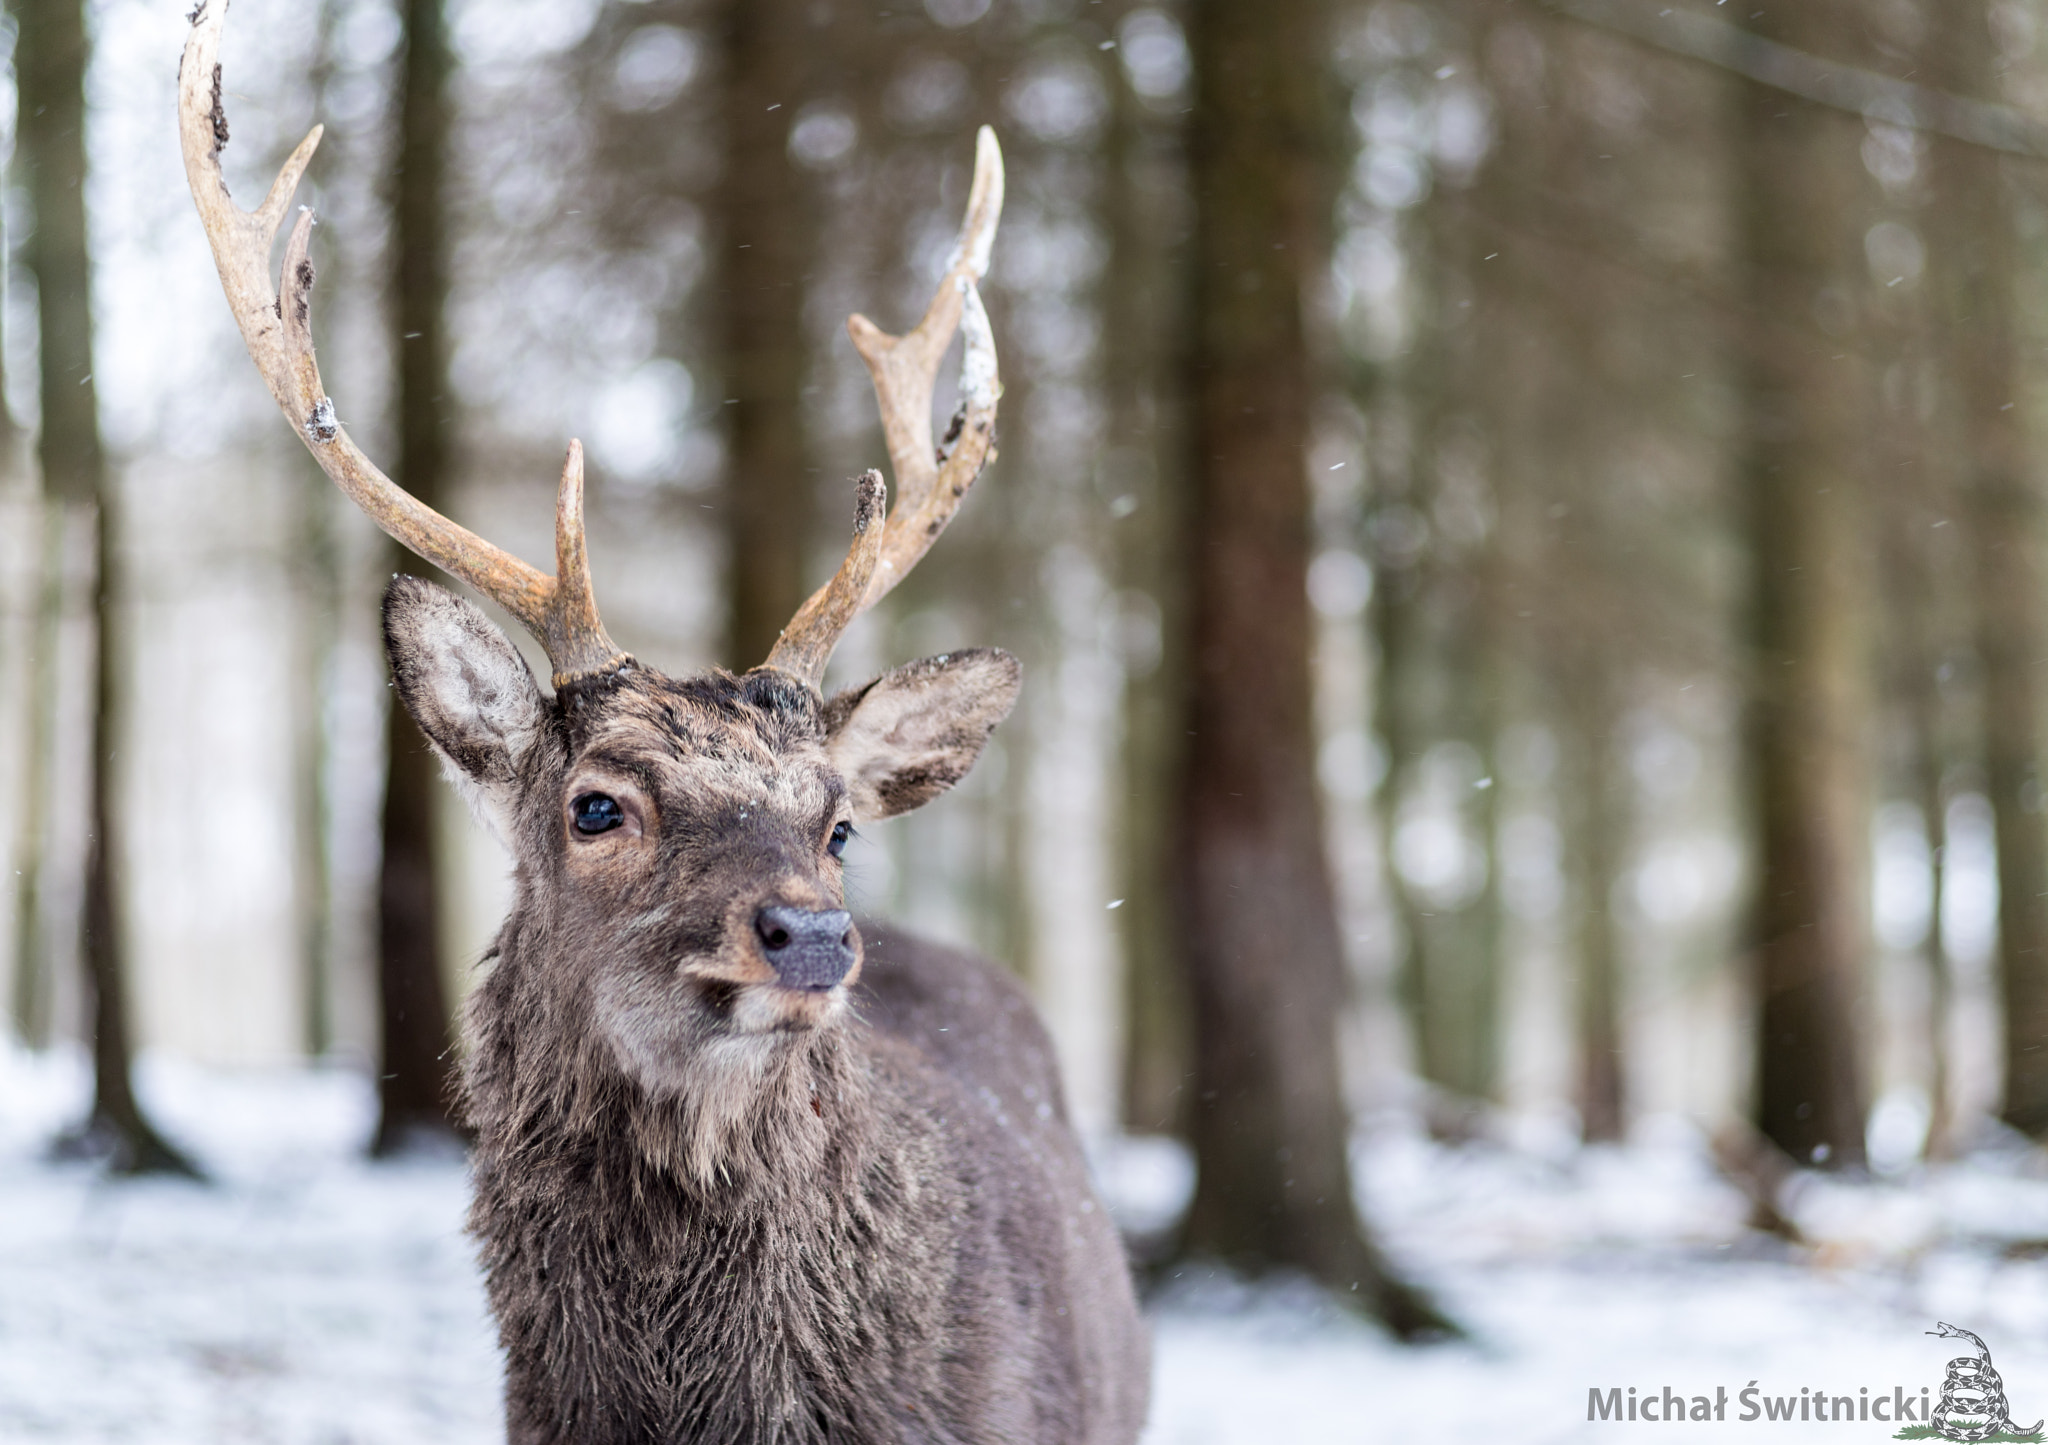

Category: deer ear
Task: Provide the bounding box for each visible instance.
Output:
[382,576,547,830]
[823,648,1021,823]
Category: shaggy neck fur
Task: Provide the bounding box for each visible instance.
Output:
[464,919,957,1445]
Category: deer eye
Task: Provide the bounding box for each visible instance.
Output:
[572,793,625,835]
[828,821,852,859]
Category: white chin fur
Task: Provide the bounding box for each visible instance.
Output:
[599,981,843,1186]
[729,982,846,1034]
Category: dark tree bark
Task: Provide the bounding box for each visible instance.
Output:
[1733,4,1877,1170]
[716,0,814,671]
[16,0,196,1175]
[1171,0,1452,1337]
[374,0,462,1155]
[1921,2,2048,1137]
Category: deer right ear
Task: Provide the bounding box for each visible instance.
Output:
[382,576,547,828]
[822,648,1022,823]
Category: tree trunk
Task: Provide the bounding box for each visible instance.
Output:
[374,0,462,1155]
[17,0,196,1174]
[10,504,62,1046]
[1172,0,1452,1337]
[1105,15,1192,1137]
[716,0,813,671]
[1371,456,1505,1116]
[1921,2,2048,1138]
[1560,676,1626,1143]
[1880,405,1956,1157]
[1912,690,1955,1157]
[0,67,42,1047]
[290,0,349,1062]
[1733,6,1876,1169]
[77,500,197,1174]
[1375,152,1505,1116]
[1375,510,1503,1110]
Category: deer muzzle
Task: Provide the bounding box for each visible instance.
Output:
[753,907,856,991]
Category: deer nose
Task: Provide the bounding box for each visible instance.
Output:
[753,906,855,990]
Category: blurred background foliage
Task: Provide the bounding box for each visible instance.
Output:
[5,0,2048,1322]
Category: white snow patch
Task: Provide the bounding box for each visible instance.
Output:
[13,1049,2048,1442]
[0,1044,499,1444]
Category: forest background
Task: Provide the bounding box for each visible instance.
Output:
[3,0,2045,1342]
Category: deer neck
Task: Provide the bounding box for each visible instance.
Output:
[468,985,956,1437]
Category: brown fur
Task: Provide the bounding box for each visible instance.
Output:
[382,577,1149,1444]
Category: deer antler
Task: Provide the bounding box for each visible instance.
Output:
[762,127,1005,687]
[178,0,625,689]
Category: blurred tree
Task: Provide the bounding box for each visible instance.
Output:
[1104,4,1194,1137]
[291,0,348,1059]
[1356,8,1517,1125]
[1372,421,1504,1115]
[1171,0,1451,1335]
[1378,105,1506,1119]
[1923,0,2048,1139]
[1878,393,1963,1157]
[1558,671,1628,1139]
[15,0,196,1175]
[716,0,816,670]
[1460,17,1629,1143]
[4,0,50,1047]
[374,0,463,1156]
[1733,3,1877,1171]
[1440,8,1735,1143]
[1863,59,1966,1160]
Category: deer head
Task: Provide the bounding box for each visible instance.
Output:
[178,2,1014,1134]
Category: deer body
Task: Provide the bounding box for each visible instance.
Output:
[182,7,1146,1435]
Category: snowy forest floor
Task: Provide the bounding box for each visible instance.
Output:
[10,1046,2048,1443]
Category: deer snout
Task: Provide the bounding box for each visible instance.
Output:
[753,906,856,991]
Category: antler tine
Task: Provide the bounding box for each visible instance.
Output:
[763,471,888,684]
[762,129,1004,687]
[179,0,624,686]
[546,440,626,687]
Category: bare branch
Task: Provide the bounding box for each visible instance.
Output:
[1549,0,2048,159]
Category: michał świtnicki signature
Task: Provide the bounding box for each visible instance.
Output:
[1588,1384,1934,1422]
[1583,1322,2043,1440]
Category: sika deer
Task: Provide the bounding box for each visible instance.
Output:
[179,7,1149,1441]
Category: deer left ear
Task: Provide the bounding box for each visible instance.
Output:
[383,575,548,838]
[823,649,1022,823]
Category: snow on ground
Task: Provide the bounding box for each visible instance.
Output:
[0,1048,498,1443]
[10,1045,2048,1444]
